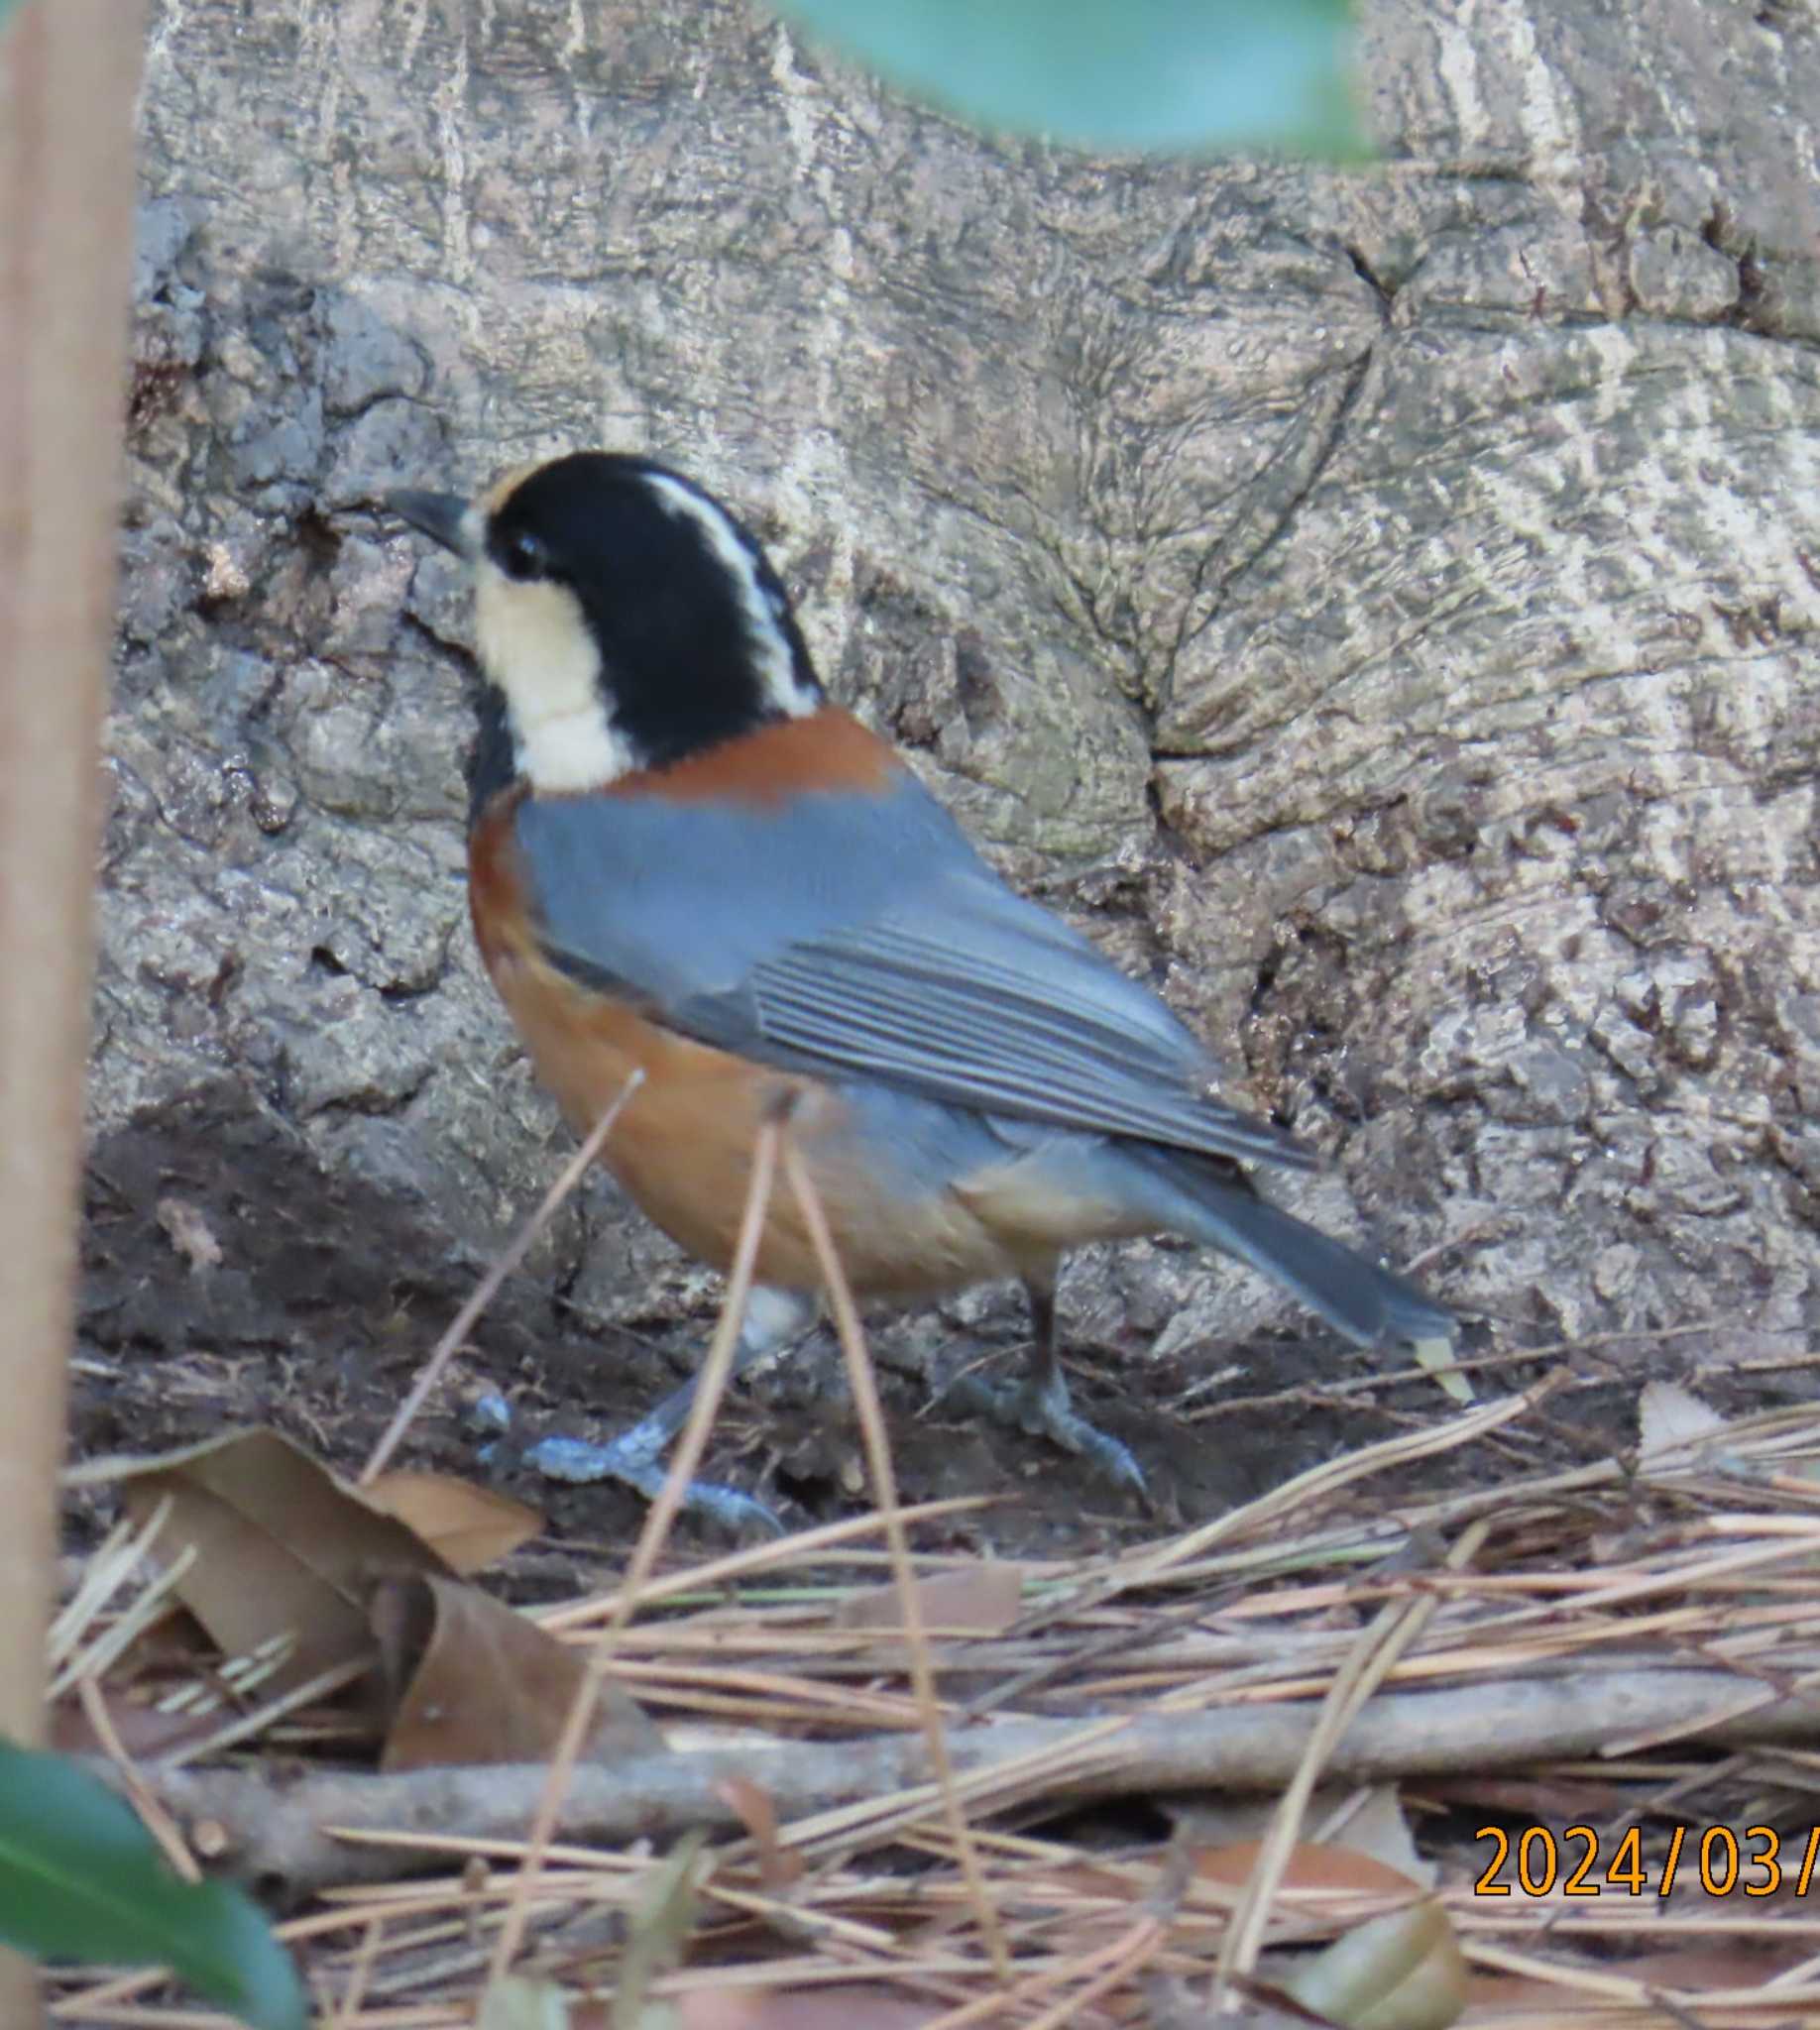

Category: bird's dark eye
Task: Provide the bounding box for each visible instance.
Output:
[499,529,548,581]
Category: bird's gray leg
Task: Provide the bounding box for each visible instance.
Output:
[525,1286,816,1530]
[940,1269,1147,1494]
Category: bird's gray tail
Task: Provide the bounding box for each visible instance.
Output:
[1116,1147,1454,1349]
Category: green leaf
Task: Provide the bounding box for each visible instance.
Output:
[0,1741,307,2030]
[773,0,1365,158]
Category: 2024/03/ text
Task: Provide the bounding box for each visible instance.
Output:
[1476,1824,1814,1897]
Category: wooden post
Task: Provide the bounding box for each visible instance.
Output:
[0,0,146,2018]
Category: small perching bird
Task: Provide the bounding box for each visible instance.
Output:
[389,453,1454,1524]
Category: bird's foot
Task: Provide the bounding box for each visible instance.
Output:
[471,1394,780,1533]
[940,1364,1147,1494]
[524,1424,782,1532]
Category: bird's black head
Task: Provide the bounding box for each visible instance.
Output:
[390,451,824,795]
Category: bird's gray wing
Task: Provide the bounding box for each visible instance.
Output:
[516,772,1312,1172]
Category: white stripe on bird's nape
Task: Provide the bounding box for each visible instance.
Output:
[641,472,818,721]
[472,555,639,789]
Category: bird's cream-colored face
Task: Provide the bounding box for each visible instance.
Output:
[470,536,636,793]
[460,470,634,792]
[393,452,825,793]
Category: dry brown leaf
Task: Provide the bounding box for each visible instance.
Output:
[363,1469,542,1573]
[48,1684,219,1761]
[1421,1775,1630,1823]
[1279,1895,1467,2030]
[717,1773,803,1889]
[372,1574,657,1771]
[835,1562,1024,1636]
[1192,1842,1426,1897]
[109,1427,452,1693]
[1046,1830,1422,1932]
[674,1987,941,2030]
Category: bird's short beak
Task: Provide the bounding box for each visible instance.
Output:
[386,489,474,558]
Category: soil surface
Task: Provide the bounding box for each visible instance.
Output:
[70,1081,1812,1575]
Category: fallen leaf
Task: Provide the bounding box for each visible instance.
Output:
[1280,1895,1467,2030]
[372,1575,656,1771]
[1419,1774,1629,1823]
[716,1774,802,1889]
[614,1833,706,2030]
[1191,1841,1424,1897]
[362,1470,541,1574]
[1638,1378,1727,1465]
[479,1975,572,2030]
[1044,1823,1410,1925]
[1316,1787,1434,1890]
[49,1687,221,1763]
[836,1563,1024,1637]
[102,1429,453,1695]
[675,1986,939,2030]
[1145,1976,1308,2030]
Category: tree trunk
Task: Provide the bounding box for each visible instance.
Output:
[105,0,1820,1497]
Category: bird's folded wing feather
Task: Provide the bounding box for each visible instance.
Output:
[515,773,1313,1171]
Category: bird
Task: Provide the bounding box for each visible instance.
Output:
[387,451,1454,1525]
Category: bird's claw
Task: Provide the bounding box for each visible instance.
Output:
[940,1368,1148,1495]
[1035,1401,1148,1494]
[523,1430,783,1534]
[469,1371,783,1531]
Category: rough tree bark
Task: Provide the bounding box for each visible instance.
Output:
[103,0,1820,1507]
